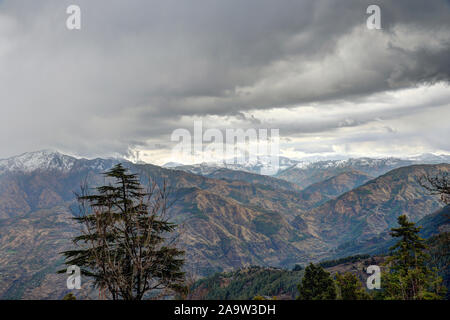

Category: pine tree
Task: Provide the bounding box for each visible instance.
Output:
[382,215,445,300]
[297,263,336,300]
[60,164,185,300]
[335,272,371,300]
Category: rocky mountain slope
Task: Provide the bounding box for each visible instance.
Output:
[303,164,450,246]
[205,168,302,192]
[296,170,373,208]
[329,205,450,259]
[0,206,78,299]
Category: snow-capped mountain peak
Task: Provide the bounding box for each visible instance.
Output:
[163,161,185,168]
[0,150,78,173]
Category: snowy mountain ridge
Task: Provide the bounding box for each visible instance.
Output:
[0,150,78,173]
[0,150,126,174]
[292,157,413,170]
[164,156,298,175]
[166,154,450,176]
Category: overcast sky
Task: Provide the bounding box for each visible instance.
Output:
[0,0,449,164]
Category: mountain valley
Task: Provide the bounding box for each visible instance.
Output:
[0,150,448,299]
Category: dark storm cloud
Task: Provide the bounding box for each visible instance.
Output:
[0,0,449,160]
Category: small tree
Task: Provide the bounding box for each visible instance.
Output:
[335,272,371,300]
[62,293,77,300]
[297,263,336,300]
[61,164,185,300]
[382,215,445,300]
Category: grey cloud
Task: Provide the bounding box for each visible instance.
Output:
[0,0,449,159]
[294,144,335,154]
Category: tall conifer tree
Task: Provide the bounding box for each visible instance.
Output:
[383,215,445,300]
[297,263,336,300]
[61,164,185,300]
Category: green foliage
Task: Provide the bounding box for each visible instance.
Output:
[335,272,371,300]
[382,215,446,300]
[427,232,450,299]
[191,266,303,300]
[297,263,336,300]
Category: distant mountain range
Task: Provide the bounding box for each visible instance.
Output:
[0,150,448,299]
[165,154,450,188]
[163,156,299,176]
